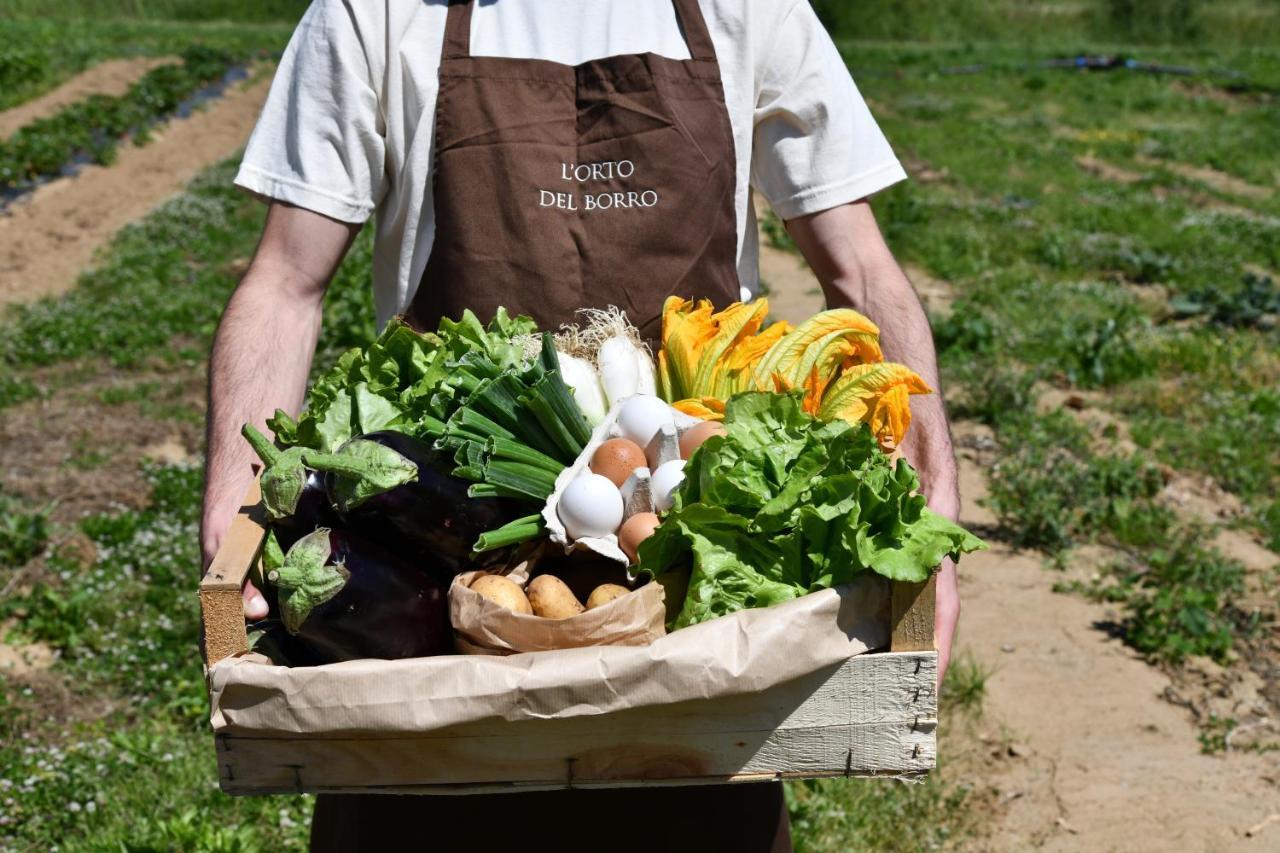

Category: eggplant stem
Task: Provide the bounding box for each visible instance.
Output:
[300,452,376,479]
[242,423,282,467]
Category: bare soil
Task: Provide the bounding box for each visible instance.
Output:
[1136,155,1274,202]
[0,70,272,307]
[952,428,1280,851]
[0,57,177,139]
[1075,154,1145,185]
[1072,153,1273,221]
[0,365,203,526]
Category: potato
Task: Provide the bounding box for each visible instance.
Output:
[470,574,532,614]
[538,556,630,603]
[585,583,630,610]
[526,574,585,619]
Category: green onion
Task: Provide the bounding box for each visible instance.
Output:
[468,482,541,500]
[451,465,485,482]
[521,389,582,460]
[487,437,564,474]
[483,460,558,501]
[473,514,544,553]
[447,407,517,443]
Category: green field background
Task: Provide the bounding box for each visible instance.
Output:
[1,1,1277,851]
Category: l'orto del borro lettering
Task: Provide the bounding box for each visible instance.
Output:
[538,159,660,212]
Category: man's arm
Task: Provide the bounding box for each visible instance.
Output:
[784,200,961,684]
[201,202,361,618]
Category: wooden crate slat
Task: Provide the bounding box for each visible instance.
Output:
[200,477,268,665]
[890,575,936,652]
[215,651,936,795]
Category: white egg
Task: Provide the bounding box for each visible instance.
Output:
[616,394,675,449]
[557,472,624,540]
[650,459,687,512]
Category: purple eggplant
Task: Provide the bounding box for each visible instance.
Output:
[246,618,327,668]
[269,527,450,663]
[301,430,522,574]
[241,424,338,551]
[271,470,337,551]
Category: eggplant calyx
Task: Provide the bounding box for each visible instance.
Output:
[302,440,418,513]
[270,528,350,634]
[261,530,286,574]
[243,424,310,521]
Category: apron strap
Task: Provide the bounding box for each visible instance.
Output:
[442,0,475,60]
[671,0,718,63]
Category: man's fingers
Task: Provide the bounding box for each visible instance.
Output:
[243,580,269,620]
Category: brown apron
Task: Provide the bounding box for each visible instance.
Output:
[405,0,741,342]
[316,2,787,850]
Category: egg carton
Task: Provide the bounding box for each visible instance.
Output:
[542,396,702,565]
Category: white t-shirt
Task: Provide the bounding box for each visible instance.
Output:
[235,0,906,327]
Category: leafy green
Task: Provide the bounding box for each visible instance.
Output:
[268,310,536,452]
[639,392,985,628]
[266,313,590,550]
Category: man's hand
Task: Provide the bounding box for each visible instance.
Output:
[202,202,360,620]
[784,199,961,685]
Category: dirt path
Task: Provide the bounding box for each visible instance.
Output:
[754,228,1280,850]
[953,434,1280,851]
[0,57,176,139]
[0,70,272,307]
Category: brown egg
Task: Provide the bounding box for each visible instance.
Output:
[618,512,661,564]
[590,438,648,487]
[679,420,727,459]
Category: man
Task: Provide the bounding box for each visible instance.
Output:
[201,1,960,849]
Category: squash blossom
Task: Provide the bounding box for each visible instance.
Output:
[658,296,931,448]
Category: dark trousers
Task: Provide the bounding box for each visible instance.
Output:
[310,783,793,852]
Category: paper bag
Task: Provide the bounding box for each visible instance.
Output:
[450,568,667,655]
[208,572,889,737]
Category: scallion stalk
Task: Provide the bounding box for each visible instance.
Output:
[487,437,564,475]
[473,514,544,553]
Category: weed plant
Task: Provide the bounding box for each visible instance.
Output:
[1062,532,1258,664]
[0,489,49,569]
[983,411,1173,552]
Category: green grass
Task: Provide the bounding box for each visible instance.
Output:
[787,773,979,852]
[860,37,1280,544]
[818,1,1280,48]
[0,467,312,850]
[0,0,306,22]
[0,151,372,848]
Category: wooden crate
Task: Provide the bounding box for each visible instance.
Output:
[201,481,938,795]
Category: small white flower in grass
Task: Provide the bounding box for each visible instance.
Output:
[85,802,96,814]
[68,802,81,813]
[161,753,173,762]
